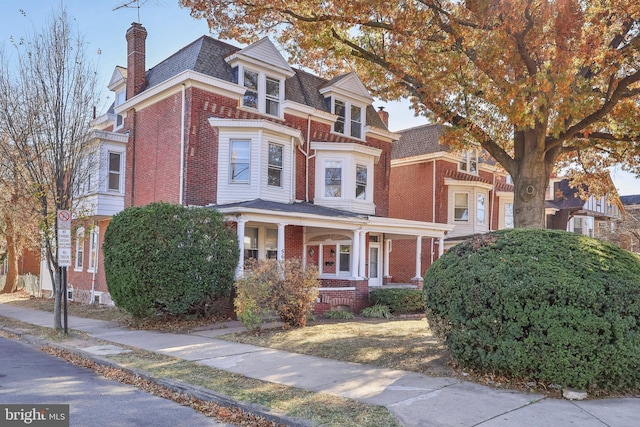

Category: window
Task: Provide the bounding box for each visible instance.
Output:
[477,194,486,225]
[230,140,250,183]
[265,77,280,116]
[268,143,283,187]
[325,161,342,197]
[350,105,362,138]
[355,164,367,200]
[266,229,278,259]
[115,90,125,128]
[454,193,469,221]
[244,227,258,260]
[74,228,84,270]
[88,229,98,272]
[108,152,121,192]
[459,150,478,174]
[338,245,351,273]
[242,69,258,109]
[505,203,514,228]
[334,100,346,134]
[331,99,363,139]
[573,217,583,234]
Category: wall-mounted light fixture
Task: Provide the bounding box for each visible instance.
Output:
[330,249,336,257]
[308,247,315,257]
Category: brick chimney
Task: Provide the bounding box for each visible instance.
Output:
[126,22,147,99]
[377,106,389,128]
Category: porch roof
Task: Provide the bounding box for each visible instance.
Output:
[208,199,454,238]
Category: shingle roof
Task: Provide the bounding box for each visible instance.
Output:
[620,195,640,205]
[546,179,585,210]
[142,35,387,129]
[210,199,367,219]
[391,123,447,159]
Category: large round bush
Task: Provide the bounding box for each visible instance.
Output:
[103,202,239,319]
[424,229,640,392]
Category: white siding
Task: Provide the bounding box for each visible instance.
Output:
[217,128,295,204]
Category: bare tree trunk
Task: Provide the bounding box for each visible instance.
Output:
[1,215,18,294]
[511,129,556,229]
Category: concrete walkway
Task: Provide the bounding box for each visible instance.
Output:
[1,304,639,427]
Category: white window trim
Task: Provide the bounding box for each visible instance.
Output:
[74,227,84,271]
[330,98,365,140]
[107,151,123,193]
[236,65,284,119]
[229,140,251,184]
[458,149,479,175]
[87,229,99,273]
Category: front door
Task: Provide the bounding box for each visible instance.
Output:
[368,244,381,286]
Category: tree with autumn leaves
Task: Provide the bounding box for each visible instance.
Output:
[181,0,640,228]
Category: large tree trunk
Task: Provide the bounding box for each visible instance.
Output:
[1,216,19,294]
[511,129,556,229]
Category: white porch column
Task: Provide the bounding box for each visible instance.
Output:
[359,231,366,278]
[352,230,361,278]
[414,235,422,279]
[235,218,246,278]
[383,239,391,277]
[277,223,286,261]
[439,236,445,256]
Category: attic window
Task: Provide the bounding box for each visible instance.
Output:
[459,150,478,175]
[331,98,364,139]
[242,69,258,109]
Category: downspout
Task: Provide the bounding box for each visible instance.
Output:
[90,221,98,304]
[431,159,437,265]
[490,173,496,231]
[179,84,186,205]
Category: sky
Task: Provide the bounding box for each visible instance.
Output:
[1,0,638,196]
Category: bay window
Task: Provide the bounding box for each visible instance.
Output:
[230,140,250,183]
[454,193,469,222]
[325,161,342,197]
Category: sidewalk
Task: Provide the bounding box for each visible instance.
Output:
[1,304,639,427]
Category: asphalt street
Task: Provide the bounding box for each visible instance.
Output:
[0,337,230,427]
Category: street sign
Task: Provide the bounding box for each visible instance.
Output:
[58,247,72,267]
[58,229,72,248]
[57,210,71,230]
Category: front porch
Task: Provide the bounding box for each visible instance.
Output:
[212,199,453,314]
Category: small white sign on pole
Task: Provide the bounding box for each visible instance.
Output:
[58,247,72,267]
[57,210,72,267]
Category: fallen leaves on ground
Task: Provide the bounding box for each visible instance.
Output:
[40,346,284,427]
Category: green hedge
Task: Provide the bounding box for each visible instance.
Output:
[369,288,424,314]
[103,203,239,319]
[423,229,640,392]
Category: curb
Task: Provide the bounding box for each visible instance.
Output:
[0,325,312,427]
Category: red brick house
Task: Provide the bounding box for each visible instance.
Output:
[66,23,452,312]
[389,123,514,283]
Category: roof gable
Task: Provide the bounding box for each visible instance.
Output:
[319,72,373,104]
[108,66,127,91]
[226,37,295,77]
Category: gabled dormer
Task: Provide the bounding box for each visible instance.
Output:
[107,66,127,130]
[225,38,295,119]
[320,72,373,140]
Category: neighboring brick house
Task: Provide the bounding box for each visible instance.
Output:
[389,123,514,284]
[618,195,640,253]
[545,176,623,237]
[67,23,453,312]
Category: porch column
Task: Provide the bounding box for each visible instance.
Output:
[414,235,422,279]
[277,223,286,261]
[439,236,444,256]
[359,230,366,278]
[352,230,361,278]
[235,218,246,278]
[383,239,391,277]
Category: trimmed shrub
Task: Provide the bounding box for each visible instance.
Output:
[103,203,239,319]
[369,288,425,314]
[424,229,640,392]
[234,258,319,330]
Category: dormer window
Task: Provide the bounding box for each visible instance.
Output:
[330,98,364,139]
[115,90,126,129]
[232,65,283,118]
[459,150,478,174]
